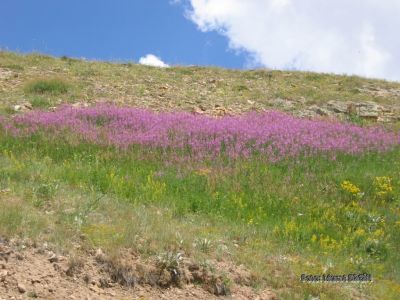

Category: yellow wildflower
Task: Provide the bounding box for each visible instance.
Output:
[311,234,318,242]
[374,176,394,199]
[373,229,385,238]
[354,228,365,237]
[341,180,361,195]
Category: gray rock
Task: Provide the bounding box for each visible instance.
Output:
[326,100,349,113]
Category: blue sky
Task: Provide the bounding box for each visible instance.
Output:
[0,0,247,68]
[1,1,399,81]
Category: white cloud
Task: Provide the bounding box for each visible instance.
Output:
[139,54,169,68]
[185,0,400,81]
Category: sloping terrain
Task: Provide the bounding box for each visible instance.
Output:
[0,51,400,300]
[0,51,399,122]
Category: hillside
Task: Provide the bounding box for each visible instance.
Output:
[1,51,399,122]
[0,51,400,300]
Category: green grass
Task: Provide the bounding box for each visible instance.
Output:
[24,78,69,95]
[30,96,52,108]
[0,132,399,299]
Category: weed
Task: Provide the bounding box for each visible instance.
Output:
[156,251,183,272]
[195,238,213,253]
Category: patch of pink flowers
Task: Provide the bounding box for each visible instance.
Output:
[1,104,399,161]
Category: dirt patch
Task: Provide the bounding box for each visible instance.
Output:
[0,238,277,299]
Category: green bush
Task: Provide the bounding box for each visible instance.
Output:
[24,78,70,95]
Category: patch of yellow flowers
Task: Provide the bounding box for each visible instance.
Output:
[374,176,394,200]
[341,180,363,199]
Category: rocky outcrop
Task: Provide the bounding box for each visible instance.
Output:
[297,100,399,123]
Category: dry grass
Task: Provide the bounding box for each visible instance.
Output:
[1,51,400,115]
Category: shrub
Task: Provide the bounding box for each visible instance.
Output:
[24,78,69,95]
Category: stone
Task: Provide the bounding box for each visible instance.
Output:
[71,102,89,108]
[213,106,229,116]
[17,283,26,293]
[13,102,32,112]
[0,270,8,282]
[192,107,205,115]
[355,101,383,118]
[307,105,331,116]
[94,248,106,262]
[326,100,349,113]
[48,252,58,263]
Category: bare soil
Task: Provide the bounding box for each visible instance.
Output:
[0,238,277,300]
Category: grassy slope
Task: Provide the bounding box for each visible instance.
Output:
[1,51,400,299]
[1,134,399,299]
[1,51,400,115]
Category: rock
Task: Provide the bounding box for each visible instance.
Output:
[213,106,230,116]
[17,283,26,293]
[13,105,22,111]
[377,114,399,123]
[31,278,41,284]
[192,107,205,115]
[13,102,32,112]
[95,248,106,262]
[0,270,8,282]
[0,188,11,194]
[48,252,58,263]
[327,100,349,113]
[23,102,32,110]
[307,105,331,116]
[71,102,89,108]
[355,101,383,118]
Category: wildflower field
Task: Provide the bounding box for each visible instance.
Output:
[0,103,399,299]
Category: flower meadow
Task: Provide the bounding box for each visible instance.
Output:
[1,104,400,299]
[1,104,399,161]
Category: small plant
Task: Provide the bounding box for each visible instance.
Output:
[374,176,394,201]
[195,238,213,253]
[31,182,58,208]
[346,112,365,125]
[24,78,69,95]
[156,251,183,272]
[30,96,51,108]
